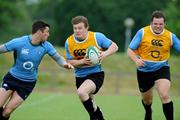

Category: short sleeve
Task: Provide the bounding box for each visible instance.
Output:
[95,32,112,49]
[43,41,57,56]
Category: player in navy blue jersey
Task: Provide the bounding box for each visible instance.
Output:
[0,20,73,120]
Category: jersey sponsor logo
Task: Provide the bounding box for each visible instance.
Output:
[151,39,163,47]
[21,48,29,55]
[73,49,86,58]
[150,50,160,58]
[23,61,34,70]
[150,39,163,59]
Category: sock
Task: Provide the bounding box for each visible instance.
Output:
[82,98,95,118]
[142,100,152,120]
[0,107,3,118]
[2,116,10,120]
[163,101,174,120]
[95,106,105,120]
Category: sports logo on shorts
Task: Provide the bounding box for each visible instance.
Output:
[140,88,144,92]
[2,83,8,87]
[2,83,9,90]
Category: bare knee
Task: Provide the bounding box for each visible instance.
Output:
[142,95,153,105]
[77,89,86,97]
[77,89,89,101]
[3,106,16,117]
[159,93,170,103]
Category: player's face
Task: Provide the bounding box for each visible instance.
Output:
[151,17,165,34]
[73,22,88,40]
[41,27,50,41]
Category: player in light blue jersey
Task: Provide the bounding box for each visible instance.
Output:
[65,16,118,120]
[127,11,180,120]
[0,20,73,120]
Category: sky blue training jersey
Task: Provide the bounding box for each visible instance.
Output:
[5,35,56,82]
[129,29,180,72]
[65,32,112,77]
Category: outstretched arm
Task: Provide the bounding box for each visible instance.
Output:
[0,44,8,54]
[51,53,73,69]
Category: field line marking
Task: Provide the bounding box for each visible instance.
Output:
[20,93,62,108]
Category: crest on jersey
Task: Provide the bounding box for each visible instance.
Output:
[21,48,29,55]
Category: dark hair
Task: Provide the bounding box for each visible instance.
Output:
[71,16,89,28]
[32,20,50,34]
[151,10,166,22]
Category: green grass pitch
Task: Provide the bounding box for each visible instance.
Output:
[11,92,180,120]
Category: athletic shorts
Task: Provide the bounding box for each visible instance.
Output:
[1,72,36,100]
[75,71,104,94]
[137,66,170,93]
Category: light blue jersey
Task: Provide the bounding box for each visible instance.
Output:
[5,35,56,82]
[129,29,180,72]
[65,32,112,77]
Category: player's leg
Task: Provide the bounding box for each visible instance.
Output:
[0,88,13,119]
[90,72,105,120]
[1,72,36,120]
[76,72,104,120]
[141,89,153,120]
[89,91,105,120]
[137,70,155,120]
[93,104,104,119]
[2,91,24,119]
[155,79,173,120]
[0,73,14,120]
[77,79,96,119]
[0,88,13,106]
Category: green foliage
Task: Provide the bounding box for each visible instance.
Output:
[50,0,170,51]
[0,0,19,27]
[23,0,171,51]
[165,0,180,37]
[0,0,179,51]
[0,0,32,42]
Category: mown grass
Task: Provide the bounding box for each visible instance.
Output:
[10,93,180,120]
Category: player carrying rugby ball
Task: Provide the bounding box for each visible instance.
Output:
[64,16,118,120]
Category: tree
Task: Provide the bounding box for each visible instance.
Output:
[164,0,180,55]
[51,0,171,51]
[13,0,171,52]
[165,0,180,37]
[0,0,32,42]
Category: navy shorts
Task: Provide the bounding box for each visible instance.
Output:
[137,66,170,93]
[1,72,36,100]
[75,71,104,94]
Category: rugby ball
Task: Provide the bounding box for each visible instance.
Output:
[86,46,99,65]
